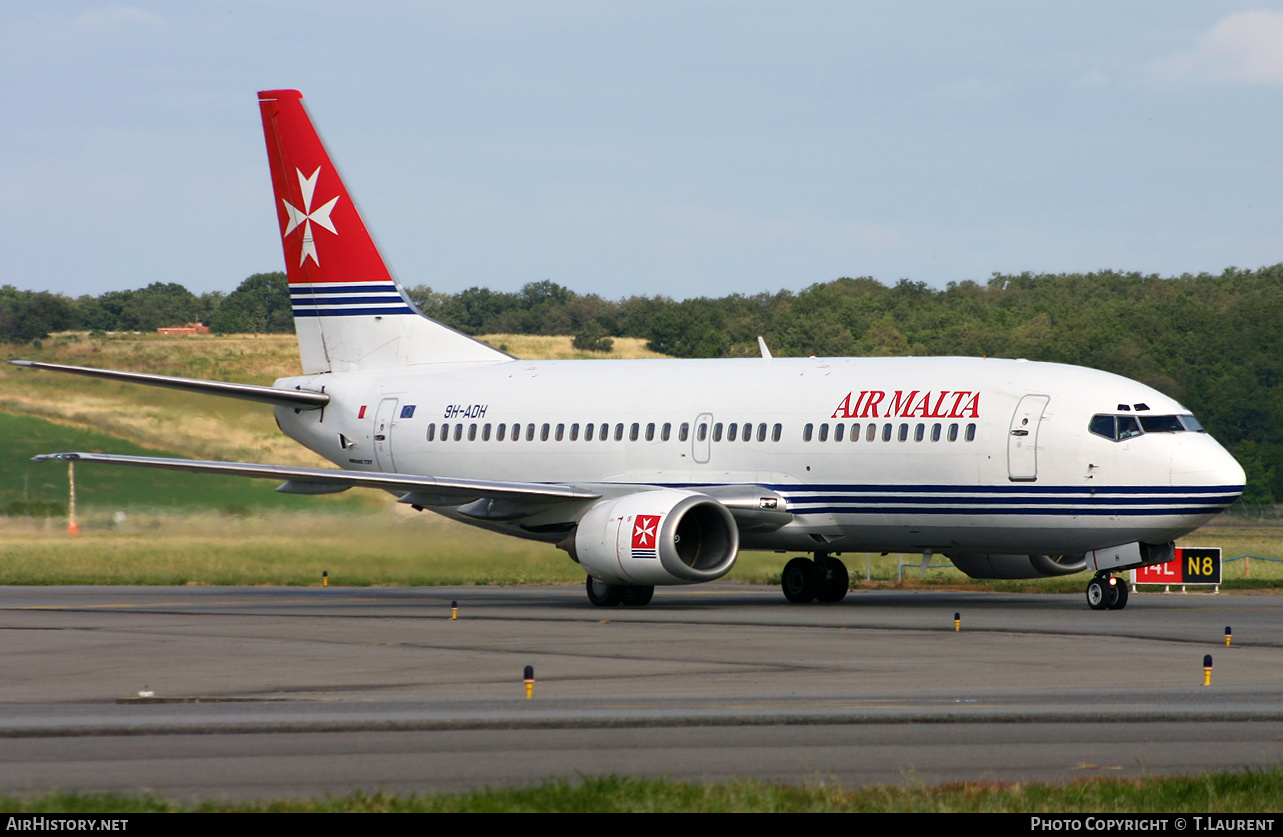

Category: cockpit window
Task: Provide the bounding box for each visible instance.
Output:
[1117,415,1142,439]
[1139,415,1183,433]
[1089,415,1114,439]
[1089,413,1205,441]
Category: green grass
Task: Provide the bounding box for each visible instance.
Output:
[4,509,1281,588]
[2,770,1281,812]
[0,509,577,586]
[0,412,371,514]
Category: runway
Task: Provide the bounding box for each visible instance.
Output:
[1,584,1281,800]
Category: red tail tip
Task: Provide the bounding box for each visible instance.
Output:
[258,89,303,102]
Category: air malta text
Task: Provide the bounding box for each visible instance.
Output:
[830,390,981,420]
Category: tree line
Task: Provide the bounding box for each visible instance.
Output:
[3,265,1281,502]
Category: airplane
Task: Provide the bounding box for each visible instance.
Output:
[14,89,1246,611]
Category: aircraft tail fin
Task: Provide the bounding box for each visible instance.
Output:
[257,89,509,374]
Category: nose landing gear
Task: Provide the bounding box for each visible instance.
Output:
[1086,573,1129,610]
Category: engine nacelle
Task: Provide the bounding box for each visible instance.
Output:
[568,489,739,586]
[946,552,1089,579]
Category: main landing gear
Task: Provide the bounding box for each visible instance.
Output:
[781,553,849,603]
[1085,572,1129,611]
[586,576,655,607]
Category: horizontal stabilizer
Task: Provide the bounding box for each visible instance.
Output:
[10,361,329,409]
[32,452,600,505]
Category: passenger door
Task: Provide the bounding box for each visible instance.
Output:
[1008,395,1049,481]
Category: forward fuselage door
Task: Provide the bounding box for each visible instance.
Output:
[1008,394,1049,482]
[373,397,399,472]
[692,412,713,464]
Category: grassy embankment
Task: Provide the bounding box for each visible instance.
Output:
[2,331,1280,587]
[4,770,1282,812]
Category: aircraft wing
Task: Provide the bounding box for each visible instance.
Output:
[31,452,600,505]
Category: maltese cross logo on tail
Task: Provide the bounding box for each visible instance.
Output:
[631,515,661,559]
[282,167,339,266]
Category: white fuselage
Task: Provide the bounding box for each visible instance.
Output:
[273,355,1244,555]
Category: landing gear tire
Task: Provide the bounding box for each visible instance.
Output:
[621,585,655,606]
[586,576,623,607]
[1086,577,1109,610]
[1086,575,1121,611]
[1107,578,1129,610]
[782,557,819,603]
[815,556,850,603]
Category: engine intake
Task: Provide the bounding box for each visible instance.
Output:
[568,489,739,586]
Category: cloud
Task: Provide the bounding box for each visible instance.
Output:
[73,6,164,28]
[1155,10,1283,85]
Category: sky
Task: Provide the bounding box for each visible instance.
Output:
[3,2,1282,300]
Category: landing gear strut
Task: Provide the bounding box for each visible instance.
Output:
[781,553,849,603]
[586,576,654,607]
[1085,573,1129,611]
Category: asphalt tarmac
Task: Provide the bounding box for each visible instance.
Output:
[1,583,1280,800]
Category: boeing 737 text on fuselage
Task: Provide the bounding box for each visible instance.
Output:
[15,90,1246,610]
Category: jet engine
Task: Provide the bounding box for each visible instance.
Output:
[567,489,739,586]
[945,552,1089,579]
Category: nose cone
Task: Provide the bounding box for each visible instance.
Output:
[1170,434,1246,498]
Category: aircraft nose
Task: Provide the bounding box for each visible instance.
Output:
[1170,436,1246,495]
